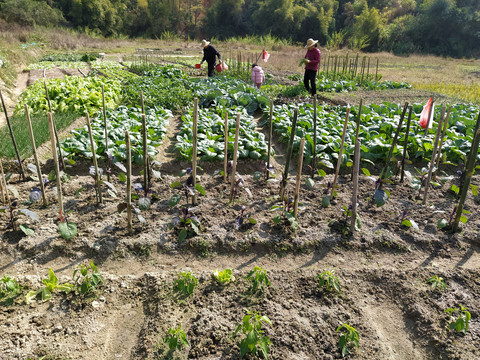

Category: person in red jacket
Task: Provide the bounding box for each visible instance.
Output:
[303,38,321,95]
[251,63,265,89]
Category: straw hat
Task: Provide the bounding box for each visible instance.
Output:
[305,38,318,48]
[201,39,210,47]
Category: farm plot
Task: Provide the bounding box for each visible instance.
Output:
[0,58,479,360]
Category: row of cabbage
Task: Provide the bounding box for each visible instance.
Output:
[265,102,480,168]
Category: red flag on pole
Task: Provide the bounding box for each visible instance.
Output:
[419,97,433,129]
[262,49,270,62]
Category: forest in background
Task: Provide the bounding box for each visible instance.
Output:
[0,0,479,58]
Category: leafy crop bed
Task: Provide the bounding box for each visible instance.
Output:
[267,102,480,166]
[176,106,269,161]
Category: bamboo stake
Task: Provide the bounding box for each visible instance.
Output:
[48,113,63,214]
[86,112,103,205]
[434,106,451,181]
[192,98,198,205]
[125,130,132,233]
[351,99,363,181]
[351,138,361,233]
[280,108,298,200]
[142,113,149,196]
[400,106,413,183]
[366,57,370,80]
[331,106,351,200]
[102,85,111,182]
[0,89,25,180]
[378,102,408,190]
[293,138,305,218]
[311,95,317,178]
[25,104,47,207]
[0,160,9,204]
[223,111,229,183]
[43,79,65,171]
[325,53,330,77]
[423,106,445,205]
[266,98,274,180]
[0,162,4,204]
[229,113,241,203]
[452,129,480,232]
[375,58,379,80]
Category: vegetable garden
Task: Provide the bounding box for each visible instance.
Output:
[0,50,479,360]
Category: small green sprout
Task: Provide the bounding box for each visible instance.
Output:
[174,271,197,297]
[213,268,235,285]
[164,323,189,351]
[316,269,341,293]
[336,323,359,357]
[426,275,446,291]
[445,305,471,333]
[246,266,271,295]
[234,310,272,359]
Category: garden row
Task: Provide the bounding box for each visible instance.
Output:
[1,261,471,359]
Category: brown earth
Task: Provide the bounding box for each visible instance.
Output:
[0,59,479,360]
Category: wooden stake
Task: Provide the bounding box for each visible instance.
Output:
[224,111,229,183]
[294,138,305,218]
[229,113,241,203]
[331,106,350,200]
[102,85,111,182]
[453,129,480,232]
[378,102,408,190]
[434,106,451,181]
[400,106,413,183]
[280,107,298,200]
[351,138,361,233]
[311,94,317,178]
[125,130,132,233]
[0,89,25,180]
[48,113,63,214]
[25,104,47,207]
[423,106,445,205]
[0,162,5,204]
[192,98,198,205]
[43,79,65,171]
[0,160,9,204]
[86,112,103,205]
[375,58,379,80]
[266,98,274,181]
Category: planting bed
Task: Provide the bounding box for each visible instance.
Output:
[0,57,479,360]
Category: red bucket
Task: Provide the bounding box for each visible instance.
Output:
[215,63,223,73]
[195,63,201,69]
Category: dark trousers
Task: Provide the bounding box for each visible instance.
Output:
[207,61,215,77]
[304,69,317,95]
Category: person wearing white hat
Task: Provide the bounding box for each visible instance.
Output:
[303,38,321,95]
[200,39,221,77]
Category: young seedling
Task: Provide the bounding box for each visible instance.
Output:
[234,205,257,230]
[164,324,189,352]
[246,266,271,295]
[316,269,341,293]
[445,305,471,333]
[169,206,201,242]
[336,323,360,357]
[170,167,206,207]
[25,268,73,303]
[234,310,272,359]
[426,275,446,291]
[174,271,197,298]
[270,195,298,231]
[399,210,419,231]
[362,168,391,207]
[73,261,103,296]
[213,268,235,285]
[0,276,22,306]
[230,175,252,201]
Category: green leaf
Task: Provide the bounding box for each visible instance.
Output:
[20,224,34,236]
[178,229,188,242]
[169,194,182,207]
[195,184,206,196]
[58,222,77,240]
[306,178,315,189]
